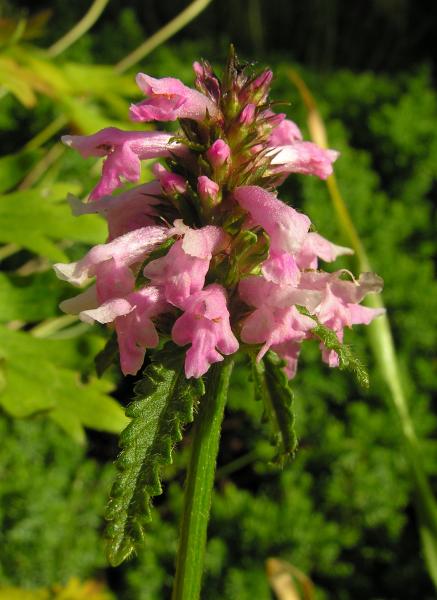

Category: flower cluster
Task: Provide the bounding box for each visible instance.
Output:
[56,50,384,379]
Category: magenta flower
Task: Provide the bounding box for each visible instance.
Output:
[234,185,311,254]
[62,128,182,200]
[67,181,161,240]
[143,223,227,308]
[58,51,383,382]
[130,74,220,122]
[268,142,339,180]
[268,118,303,146]
[172,284,239,378]
[54,225,169,287]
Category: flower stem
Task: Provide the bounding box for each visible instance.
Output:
[172,358,234,600]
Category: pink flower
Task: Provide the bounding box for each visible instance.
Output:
[67,181,161,240]
[54,225,169,287]
[268,142,339,180]
[234,186,311,254]
[206,139,231,169]
[197,176,220,206]
[296,232,353,269]
[239,275,322,313]
[59,278,167,376]
[300,271,385,367]
[172,284,239,378]
[114,286,167,376]
[143,223,228,308]
[62,128,182,200]
[240,304,314,361]
[261,251,300,286]
[130,74,220,122]
[152,163,187,195]
[269,118,303,146]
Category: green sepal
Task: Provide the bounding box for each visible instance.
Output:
[298,306,369,388]
[252,351,297,465]
[105,343,204,566]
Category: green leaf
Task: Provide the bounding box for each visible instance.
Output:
[252,351,297,464]
[0,326,128,443]
[105,343,204,566]
[0,187,106,261]
[298,307,369,387]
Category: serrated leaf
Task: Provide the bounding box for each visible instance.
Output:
[0,326,128,443]
[105,343,204,566]
[252,351,297,464]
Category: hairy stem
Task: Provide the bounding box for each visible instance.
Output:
[172,359,234,600]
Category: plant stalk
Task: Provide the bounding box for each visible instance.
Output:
[172,358,234,600]
[287,68,437,589]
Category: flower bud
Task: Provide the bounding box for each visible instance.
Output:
[197,175,220,206]
[206,139,231,169]
[239,103,256,125]
[250,69,273,103]
[153,163,187,195]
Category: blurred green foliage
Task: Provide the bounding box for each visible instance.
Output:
[0,5,436,597]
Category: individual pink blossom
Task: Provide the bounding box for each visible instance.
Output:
[62,128,182,200]
[239,104,256,125]
[54,225,169,286]
[268,142,339,180]
[206,139,231,168]
[234,186,311,254]
[59,277,167,376]
[240,304,315,361]
[268,118,303,146]
[143,223,228,308]
[152,163,187,195]
[296,232,353,269]
[67,181,161,240]
[172,284,239,378]
[114,286,168,376]
[130,74,220,122]
[197,176,220,206]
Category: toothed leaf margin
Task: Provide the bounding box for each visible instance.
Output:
[105,343,204,566]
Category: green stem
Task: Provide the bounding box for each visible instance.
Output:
[172,359,234,600]
[47,0,110,57]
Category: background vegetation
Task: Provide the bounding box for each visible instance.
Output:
[0,1,436,598]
